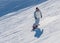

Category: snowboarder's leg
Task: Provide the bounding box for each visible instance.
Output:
[32,18,40,31]
[35,18,40,25]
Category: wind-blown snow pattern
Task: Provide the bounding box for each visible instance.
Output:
[0,0,60,43]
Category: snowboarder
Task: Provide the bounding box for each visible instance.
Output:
[32,7,42,31]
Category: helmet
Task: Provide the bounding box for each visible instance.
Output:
[36,7,39,11]
[36,7,39,9]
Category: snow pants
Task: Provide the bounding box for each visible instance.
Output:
[34,18,40,26]
[33,18,40,29]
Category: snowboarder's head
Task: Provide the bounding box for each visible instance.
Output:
[36,7,40,11]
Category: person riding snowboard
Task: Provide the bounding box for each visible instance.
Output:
[33,7,42,31]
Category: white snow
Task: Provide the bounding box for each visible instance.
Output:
[0,0,60,43]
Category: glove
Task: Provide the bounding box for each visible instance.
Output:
[41,16,42,18]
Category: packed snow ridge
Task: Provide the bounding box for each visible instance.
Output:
[0,0,60,43]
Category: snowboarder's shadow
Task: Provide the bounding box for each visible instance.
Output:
[34,28,43,38]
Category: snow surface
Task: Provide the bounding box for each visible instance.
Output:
[0,0,60,43]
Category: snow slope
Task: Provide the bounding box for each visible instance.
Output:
[0,0,46,17]
[0,0,60,43]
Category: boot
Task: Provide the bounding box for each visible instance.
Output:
[32,25,38,31]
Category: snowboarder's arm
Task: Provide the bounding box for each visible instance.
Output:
[40,10,42,18]
[34,11,37,19]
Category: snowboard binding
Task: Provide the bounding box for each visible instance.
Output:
[32,24,38,31]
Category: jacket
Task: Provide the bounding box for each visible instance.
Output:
[34,10,42,19]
